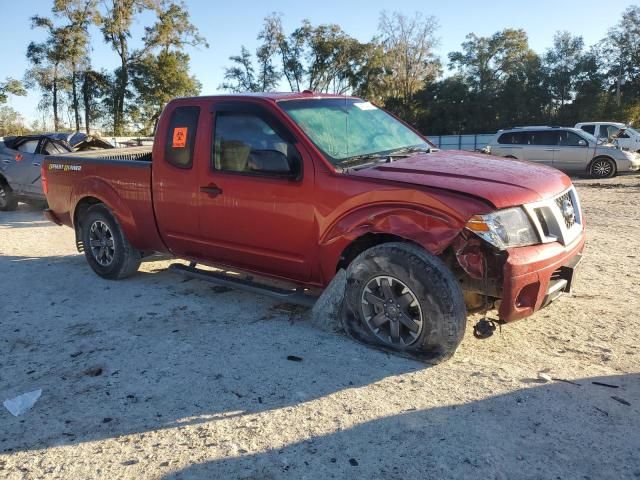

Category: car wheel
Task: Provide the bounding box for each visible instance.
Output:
[0,182,18,211]
[590,157,616,178]
[81,204,141,279]
[343,242,466,363]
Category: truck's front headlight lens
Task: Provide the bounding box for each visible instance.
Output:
[466,207,538,250]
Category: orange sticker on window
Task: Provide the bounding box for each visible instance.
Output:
[172,127,188,148]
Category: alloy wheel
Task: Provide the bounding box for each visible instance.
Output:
[592,160,613,177]
[89,220,115,266]
[360,275,424,346]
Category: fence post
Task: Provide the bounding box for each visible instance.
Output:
[458,135,462,150]
[474,134,477,151]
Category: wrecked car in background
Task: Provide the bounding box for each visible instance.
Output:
[42,93,585,362]
[0,132,113,210]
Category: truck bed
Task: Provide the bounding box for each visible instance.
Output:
[43,146,165,252]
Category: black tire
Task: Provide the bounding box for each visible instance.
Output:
[343,242,466,363]
[589,157,616,178]
[81,204,141,279]
[0,182,18,211]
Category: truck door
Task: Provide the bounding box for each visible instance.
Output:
[151,104,204,257]
[195,101,315,282]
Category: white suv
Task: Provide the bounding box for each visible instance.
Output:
[575,122,640,152]
[486,126,640,178]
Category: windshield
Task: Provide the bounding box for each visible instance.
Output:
[624,126,639,136]
[279,98,430,165]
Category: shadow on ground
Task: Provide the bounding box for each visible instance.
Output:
[0,253,424,455]
[0,203,52,229]
[162,374,639,480]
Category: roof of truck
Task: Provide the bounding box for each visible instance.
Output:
[174,91,360,102]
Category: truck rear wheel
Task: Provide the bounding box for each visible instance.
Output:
[0,182,18,211]
[343,242,466,363]
[81,204,141,280]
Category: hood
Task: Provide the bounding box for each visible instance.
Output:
[348,150,572,209]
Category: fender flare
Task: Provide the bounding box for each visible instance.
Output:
[317,203,465,282]
[71,176,139,248]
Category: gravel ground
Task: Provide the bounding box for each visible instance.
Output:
[0,174,639,479]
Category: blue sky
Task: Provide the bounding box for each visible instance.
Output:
[0,0,636,124]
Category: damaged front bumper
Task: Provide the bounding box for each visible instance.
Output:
[497,232,586,322]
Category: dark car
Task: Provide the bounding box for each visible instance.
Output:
[0,133,113,210]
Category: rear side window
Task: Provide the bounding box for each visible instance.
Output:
[498,132,527,145]
[580,125,596,135]
[165,106,200,169]
[530,131,559,146]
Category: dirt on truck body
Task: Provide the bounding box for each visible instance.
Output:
[41,92,586,361]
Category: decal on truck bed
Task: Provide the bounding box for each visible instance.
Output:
[49,163,82,172]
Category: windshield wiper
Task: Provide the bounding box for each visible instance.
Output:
[336,152,409,171]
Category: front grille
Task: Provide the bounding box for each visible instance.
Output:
[554,191,576,229]
[524,186,582,246]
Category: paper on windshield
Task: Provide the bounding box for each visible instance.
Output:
[354,102,378,111]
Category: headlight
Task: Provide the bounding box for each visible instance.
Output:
[466,207,538,250]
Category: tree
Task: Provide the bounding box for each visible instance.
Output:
[0,78,26,104]
[98,0,158,135]
[130,50,201,133]
[52,0,97,132]
[220,46,260,92]
[99,0,207,134]
[223,14,373,95]
[543,32,584,111]
[0,106,27,136]
[26,15,67,130]
[449,29,532,93]
[378,11,440,121]
[82,69,111,133]
[603,6,640,107]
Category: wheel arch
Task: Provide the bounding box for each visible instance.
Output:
[318,204,465,283]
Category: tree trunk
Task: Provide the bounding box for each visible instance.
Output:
[114,62,128,136]
[82,72,90,134]
[72,67,80,132]
[53,64,59,131]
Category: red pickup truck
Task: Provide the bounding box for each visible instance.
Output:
[42,92,585,361]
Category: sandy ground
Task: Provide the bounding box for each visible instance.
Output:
[0,174,639,479]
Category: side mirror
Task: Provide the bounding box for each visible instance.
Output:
[578,139,587,147]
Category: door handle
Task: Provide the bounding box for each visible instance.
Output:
[544,149,558,152]
[2,160,10,164]
[200,184,223,197]
[32,162,40,166]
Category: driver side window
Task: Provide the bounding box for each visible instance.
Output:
[213,112,299,177]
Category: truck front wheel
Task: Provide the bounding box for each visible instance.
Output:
[343,242,466,362]
[81,204,141,280]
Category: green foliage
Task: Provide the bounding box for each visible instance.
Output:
[130,50,201,133]
[0,78,27,104]
[0,106,26,136]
